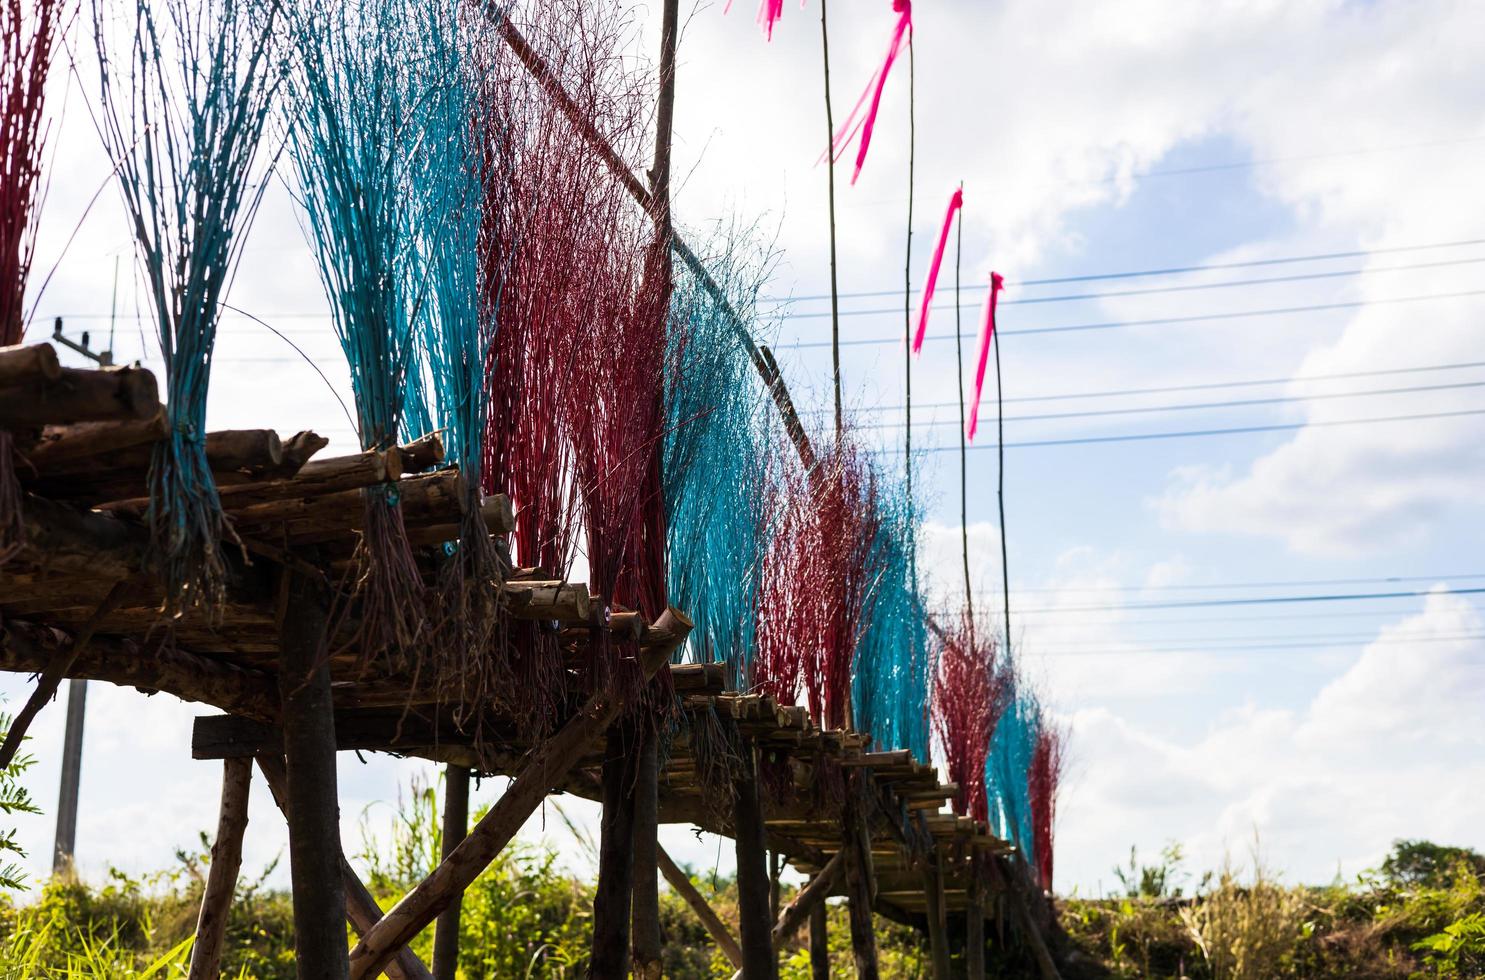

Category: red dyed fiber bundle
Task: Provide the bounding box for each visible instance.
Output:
[931,612,1009,824]
[754,439,880,731]
[1028,723,1066,891]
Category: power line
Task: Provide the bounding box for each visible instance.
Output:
[855,379,1485,431]
[1040,629,1485,650]
[1013,585,1485,614]
[894,406,1485,452]
[779,288,1485,347]
[1038,631,1485,657]
[780,258,1485,319]
[809,358,1485,412]
[1008,571,1485,595]
[766,236,1485,302]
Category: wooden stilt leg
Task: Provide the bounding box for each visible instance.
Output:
[591,723,640,977]
[347,608,691,980]
[631,728,663,979]
[809,900,830,980]
[432,764,470,980]
[188,757,252,980]
[923,849,951,980]
[734,744,777,980]
[277,568,348,980]
[254,754,431,980]
[966,853,986,980]
[842,773,879,980]
[658,844,744,970]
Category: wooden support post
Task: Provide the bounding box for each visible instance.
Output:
[51,678,86,873]
[734,744,777,980]
[922,850,951,980]
[809,901,830,980]
[966,853,986,979]
[841,774,880,980]
[255,754,431,980]
[631,729,663,979]
[432,764,470,980]
[658,844,744,970]
[347,608,691,980]
[189,758,252,980]
[277,567,348,980]
[591,723,640,978]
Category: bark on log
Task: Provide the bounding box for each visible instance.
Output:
[504,580,590,622]
[0,364,159,426]
[404,494,515,547]
[631,729,663,980]
[657,843,744,970]
[842,775,881,980]
[0,342,61,385]
[591,723,641,978]
[432,764,470,980]
[255,754,432,980]
[229,471,465,532]
[966,853,986,980]
[346,609,692,979]
[809,901,829,980]
[0,619,278,720]
[18,414,166,470]
[772,850,844,947]
[188,758,252,980]
[277,568,349,980]
[923,851,951,980]
[216,448,402,509]
[734,744,778,980]
[396,433,445,472]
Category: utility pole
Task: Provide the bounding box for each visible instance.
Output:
[53,678,87,873]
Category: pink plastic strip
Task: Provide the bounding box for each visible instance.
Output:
[759,0,785,39]
[913,187,963,354]
[967,271,1004,443]
[842,1,912,184]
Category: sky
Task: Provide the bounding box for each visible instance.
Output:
[5,0,1485,900]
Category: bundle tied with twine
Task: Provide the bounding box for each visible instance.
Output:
[92,0,279,614]
[397,1,509,723]
[0,0,64,563]
[284,0,435,665]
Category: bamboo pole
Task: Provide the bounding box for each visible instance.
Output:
[188,758,252,980]
[657,844,744,970]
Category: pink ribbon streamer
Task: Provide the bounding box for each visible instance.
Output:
[966,271,1004,443]
[830,0,912,184]
[913,187,963,354]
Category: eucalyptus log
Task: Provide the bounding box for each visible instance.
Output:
[0,364,158,426]
[631,728,663,980]
[396,433,445,472]
[657,844,743,969]
[18,414,166,470]
[734,745,777,979]
[966,853,985,979]
[346,609,692,979]
[188,758,252,980]
[0,342,61,385]
[229,470,464,532]
[809,901,829,980]
[0,619,278,720]
[591,723,641,978]
[432,765,470,980]
[277,567,348,980]
[923,850,951,980]
[256,754,432,980]
[504,580,590,622]
[405,494,515,546]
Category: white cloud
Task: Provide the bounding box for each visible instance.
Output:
[1058,589,1485,892]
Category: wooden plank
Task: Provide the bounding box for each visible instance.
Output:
[346,609,692,979]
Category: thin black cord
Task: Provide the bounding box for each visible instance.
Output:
[904,33,915,583]
[955,183,971,628]
[821,0,842,439]
[995,287,1010,646]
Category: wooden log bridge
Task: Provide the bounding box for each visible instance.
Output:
[0,348,1063,978]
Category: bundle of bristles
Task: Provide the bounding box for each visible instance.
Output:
[0,0,63,564]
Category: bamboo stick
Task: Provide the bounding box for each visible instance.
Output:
[657,844,744,970]
[188,758,252,980]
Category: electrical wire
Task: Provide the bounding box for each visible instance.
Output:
[1013,584,1485,614]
